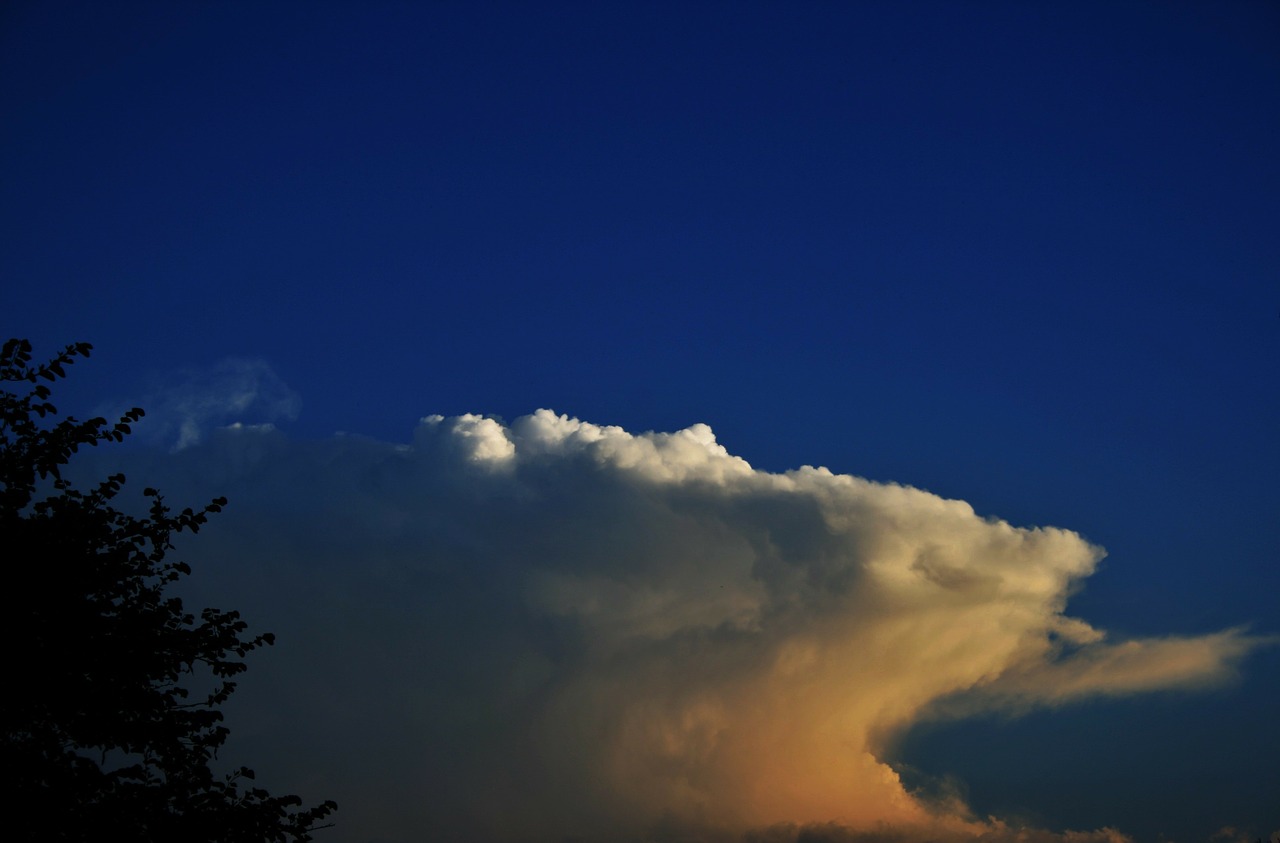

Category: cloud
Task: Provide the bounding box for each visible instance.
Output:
[743,820,1133,843]
[1210,828,1280,843]
[97,358,300,450]
[98,409,1265,843]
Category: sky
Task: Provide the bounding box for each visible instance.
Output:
[2,2,1278,842]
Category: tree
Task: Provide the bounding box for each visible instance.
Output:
[0,339,336,842]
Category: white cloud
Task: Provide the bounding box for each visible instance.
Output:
[102,409,1265,843]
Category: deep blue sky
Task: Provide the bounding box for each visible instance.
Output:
[3,3,1278,841]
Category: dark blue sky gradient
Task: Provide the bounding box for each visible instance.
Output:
[3,3,1277,840]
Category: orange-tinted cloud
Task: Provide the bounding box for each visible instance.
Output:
[124,409,1265,843]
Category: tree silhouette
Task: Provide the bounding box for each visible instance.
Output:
[0,339,335,842]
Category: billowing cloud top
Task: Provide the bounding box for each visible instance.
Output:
[124,410,1260,843]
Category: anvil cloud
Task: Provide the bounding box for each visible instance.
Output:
[116,409,1260,843]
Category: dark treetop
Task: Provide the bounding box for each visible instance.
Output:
[0,339,335,842]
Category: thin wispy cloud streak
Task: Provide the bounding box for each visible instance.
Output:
[92,402,1266,843]
[95,358,301,450]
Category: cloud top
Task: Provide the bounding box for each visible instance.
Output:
[133,410,1262,843]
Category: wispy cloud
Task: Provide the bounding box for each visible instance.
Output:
[107,409,1265,843]
[97,358,300,450]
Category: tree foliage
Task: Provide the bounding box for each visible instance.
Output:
[0,339,335,842]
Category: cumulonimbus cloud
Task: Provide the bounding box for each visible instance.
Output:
[106,409,1263,843]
